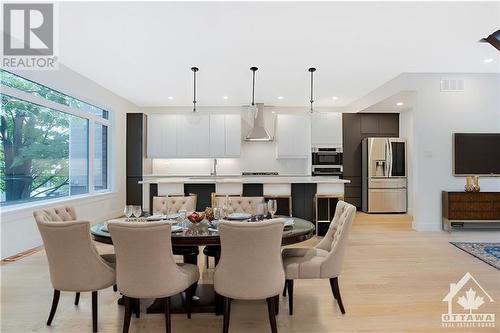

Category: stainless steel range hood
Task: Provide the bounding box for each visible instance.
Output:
[245,103,273,141]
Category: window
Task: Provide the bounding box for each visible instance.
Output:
[1,70,111,207]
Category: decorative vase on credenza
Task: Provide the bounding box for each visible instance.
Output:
[464,176,480,192]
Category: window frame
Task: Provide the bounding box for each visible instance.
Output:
[1,81,113,208]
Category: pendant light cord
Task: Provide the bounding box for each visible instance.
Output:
[191,67,198,112]
[309,67,316,113]
[250,67,258,106]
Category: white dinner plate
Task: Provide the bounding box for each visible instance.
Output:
[101,224,183,233]
[227,213,252,220]
[146,213,181,221]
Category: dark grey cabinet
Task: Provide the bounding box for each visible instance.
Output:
[342,113,399,208]
[126,113,147,206]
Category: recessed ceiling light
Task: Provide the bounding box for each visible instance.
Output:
[396,102,404,106]
[167,96,174,100]
[332,96,339,100]
[272,111,276,114]
[277,96,284,100]
[483,58,494,63]
[223,96,229,100]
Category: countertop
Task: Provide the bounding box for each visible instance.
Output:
[140,175,350,184]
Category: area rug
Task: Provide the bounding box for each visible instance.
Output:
[450,242,500,270]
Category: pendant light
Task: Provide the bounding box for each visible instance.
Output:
[191,66,199,112]
[249,66,258,113]
[309,67,316,113]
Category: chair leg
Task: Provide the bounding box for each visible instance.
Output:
[223,297,231,333]
[164,297,171,333]
[286,279,294,315]
[206,255,209,269]
[123,296,132,333]
[113,284,117,292]
[135,298,140,318]
[46,289,60,326]
[74,292,80,305]
[282,280,288,297]
[266,296,278,333]
[274,295,279,315]
[92,291,98,332]
[214,252,220,266]
[330,277,346,314]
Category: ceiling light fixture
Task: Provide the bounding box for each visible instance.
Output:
[479,29,500,52]
[191,66,199,112]
[483,58,494,63]
[309,67,316,113]
[278,96,284,100]
[249,66,258,112]
[396,102,404,106]
[223,96,228,100]
[332,96,338,100]
[168,96,174,100]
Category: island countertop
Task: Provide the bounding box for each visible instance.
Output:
[140,175,350,184]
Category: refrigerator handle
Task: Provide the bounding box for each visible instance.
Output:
[387,139,393,177]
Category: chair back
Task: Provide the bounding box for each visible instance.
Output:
[214,196,264,214]
[152,195,196,214]
[33,206,77,223]
[214,219,285,300]
[108,222,193,298]
[35,220,115,292]
[316,201,356,278]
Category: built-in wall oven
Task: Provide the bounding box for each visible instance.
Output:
[312,147,343,176]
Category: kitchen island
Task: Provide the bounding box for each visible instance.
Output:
[139,176,349,234]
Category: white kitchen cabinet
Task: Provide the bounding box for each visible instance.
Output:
[209,114,241,158]
[147,114,177,157]
[176,114,210,157]
[311,112,342,147]
[276,114,311,158]
[224,114,241,157]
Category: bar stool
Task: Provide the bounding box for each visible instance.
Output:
[314,183,344,236]
[264,183,292,216]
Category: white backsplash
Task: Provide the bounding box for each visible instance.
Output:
[152,141,310,176]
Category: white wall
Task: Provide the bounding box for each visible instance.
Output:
[0,64,138,259]
[408,74,500,230]
[144,106,310,176]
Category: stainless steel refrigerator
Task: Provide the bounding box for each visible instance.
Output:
[362,138,407,213]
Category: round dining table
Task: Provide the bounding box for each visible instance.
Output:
[90,216,315,315]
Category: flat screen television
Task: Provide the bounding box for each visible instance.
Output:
[454,133,500,176]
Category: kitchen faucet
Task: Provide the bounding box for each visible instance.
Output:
[211,158,218,177]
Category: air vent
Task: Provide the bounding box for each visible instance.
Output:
[440,78,465,92]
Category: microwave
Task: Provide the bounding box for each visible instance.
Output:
[312,147,343,166]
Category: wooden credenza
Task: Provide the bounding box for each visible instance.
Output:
[442,191,500,230]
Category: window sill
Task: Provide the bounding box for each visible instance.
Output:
[0,191,118,215]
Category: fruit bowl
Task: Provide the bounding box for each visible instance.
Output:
[187,212,205,224]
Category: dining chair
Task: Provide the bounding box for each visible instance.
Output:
[108,221,200,333]
[214,218,285,333]
[35,219,116,332]
[281,200,356,315]
[204,196,265,268]
[33,206,118,296]
[152,195,200,266]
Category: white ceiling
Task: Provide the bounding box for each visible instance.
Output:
[58,2,500,108]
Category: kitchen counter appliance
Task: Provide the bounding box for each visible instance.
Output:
[312,147,343,176]
[362,138,407,213]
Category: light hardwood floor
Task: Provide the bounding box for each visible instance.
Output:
[1,213,499,333]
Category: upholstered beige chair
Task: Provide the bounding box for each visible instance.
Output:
[213,196,264,214]
[152,195,197,214]
[214,219,285,333]
[35,219,116,332]
[204,196,266,269]
[108,221,200,333]
[282,200,356,315]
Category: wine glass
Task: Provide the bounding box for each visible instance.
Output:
[255,202,266,221]
[132,205,142,221]
[124,205,133,221]
[178,209,188,229]
[267,200,277,219]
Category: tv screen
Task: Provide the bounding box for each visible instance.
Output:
[454,133,500,175]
